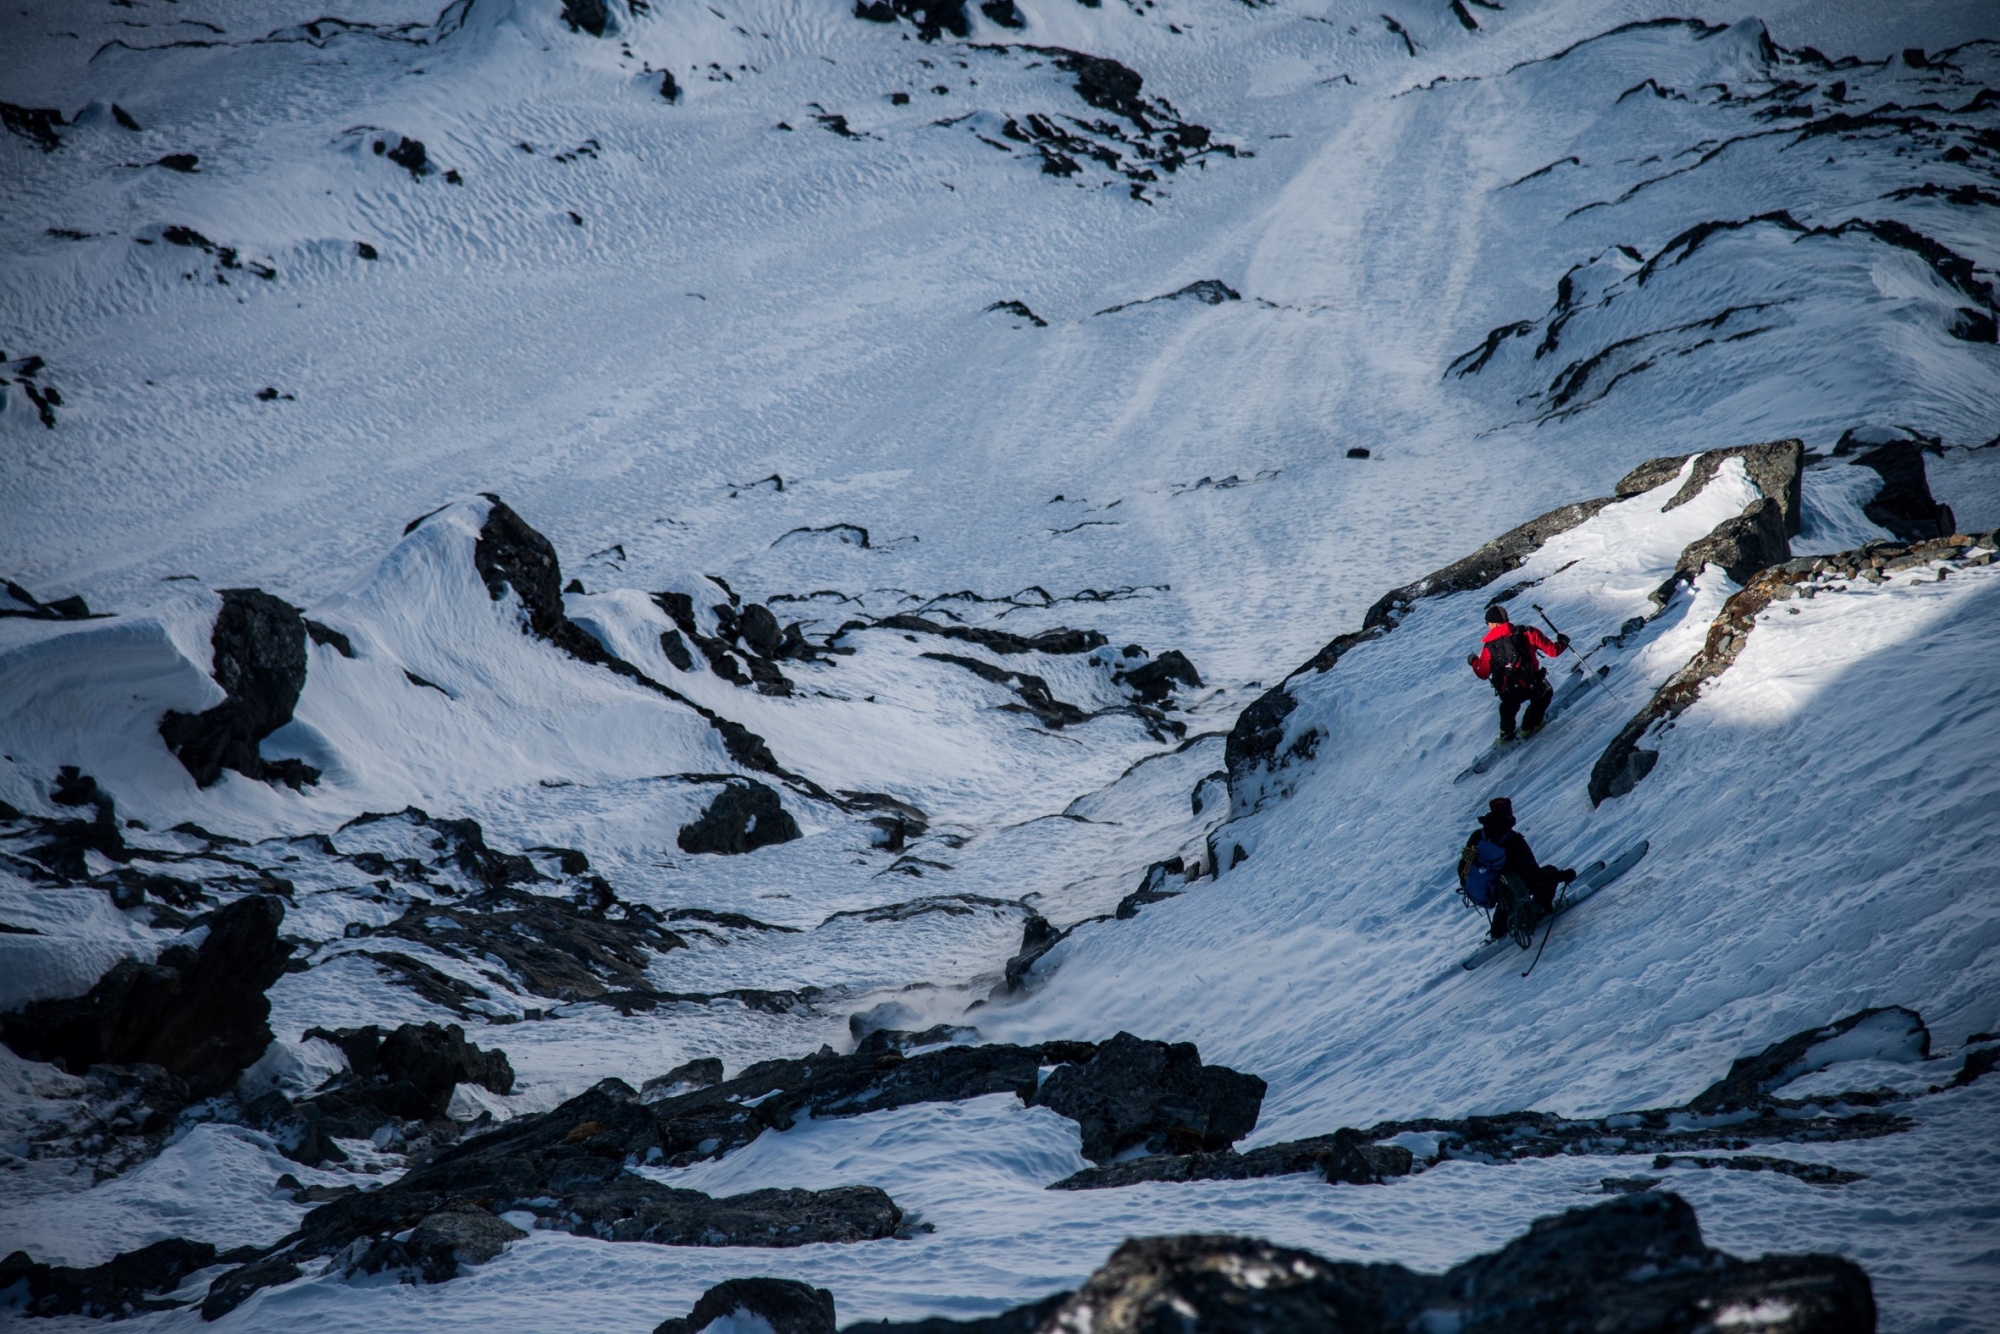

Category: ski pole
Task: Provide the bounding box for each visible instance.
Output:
[1533,602,1607,676]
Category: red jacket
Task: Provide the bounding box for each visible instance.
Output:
[1470,623,1563,680]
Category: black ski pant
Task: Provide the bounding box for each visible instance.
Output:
[1498,679,1553,739]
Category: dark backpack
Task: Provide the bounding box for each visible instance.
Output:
[1485,626,1544,694]
[1462,833,1508,907]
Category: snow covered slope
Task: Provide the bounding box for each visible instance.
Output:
[3,0,1999,1330]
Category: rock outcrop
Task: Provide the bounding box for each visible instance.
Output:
[1591,529,1996,804]
[1,895,291,1096]
[1634,441,1802,604]
[1115,649,1201,704]
[1615,439,1804,535]
[1652,494,1790,602]
[0,1240,255,1320]
[469,498,813,790]
[158,589,319,790]
[849,1193,1871,1333]
[1,578,93,620]
[197,1076,906,1315]
[244,1021,516,1165]
[1050,1008,1931,1193]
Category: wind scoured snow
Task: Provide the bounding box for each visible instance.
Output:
[3,0,1999,1330]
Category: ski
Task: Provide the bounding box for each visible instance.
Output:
[1520,838,1648,975]
[1455,839,1648,974]
[1453,664,1609,782]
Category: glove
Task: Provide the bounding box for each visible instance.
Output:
[1557,633,1571,648]
[1561,867,1578,885]
[1466,653,1480,669]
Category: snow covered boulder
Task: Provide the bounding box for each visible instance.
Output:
[1687,1007,1928,1114]
[0,894,291,1096]
[1616,440,1805,536]
[1032,1031,1266,1164]
[653,1276,837,1334]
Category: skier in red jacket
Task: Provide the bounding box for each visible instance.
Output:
[1467,605,1568,742]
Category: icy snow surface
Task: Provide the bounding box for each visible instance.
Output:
[3,0,1999,1329]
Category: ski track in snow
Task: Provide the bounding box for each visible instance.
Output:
[3,0,2000,1329]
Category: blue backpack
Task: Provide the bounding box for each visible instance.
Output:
[1463,834,1508,907]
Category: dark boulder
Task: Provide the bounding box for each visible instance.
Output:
[1002,911,1064,992]
[656,1277,836,1334]
[736,603,784,657]
[1,895,291,1095]
[843,1294,1072,1334]
[23,764,127,880]
[158,589,319,790]
[561,0,611,36]
[1,102,65,152]
[1316,1127,1413,1184]
[1441,1191,1872,1333]
[860,1193,1870,1333]
[475,499,574,642]
[659,628,694,670]
[0,1238,233,1319]
[1032,1031,1265,1163]
[1117,650,1201,704]
[678,780,801,855]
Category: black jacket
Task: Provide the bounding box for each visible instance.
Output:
[1458,819,1546,891]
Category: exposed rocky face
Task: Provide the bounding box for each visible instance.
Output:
[751,1192,1874,1334]
[0,894,291,1096]
[1046,1007,1983,1194]
[158,589,318,790]
[0,1239,258,1320]
[243,1020,515,1166]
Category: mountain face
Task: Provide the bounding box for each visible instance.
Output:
[2,1,1997,1330]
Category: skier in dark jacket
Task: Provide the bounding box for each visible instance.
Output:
[1457,797,1576,942]
[1467,605,1568,742]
